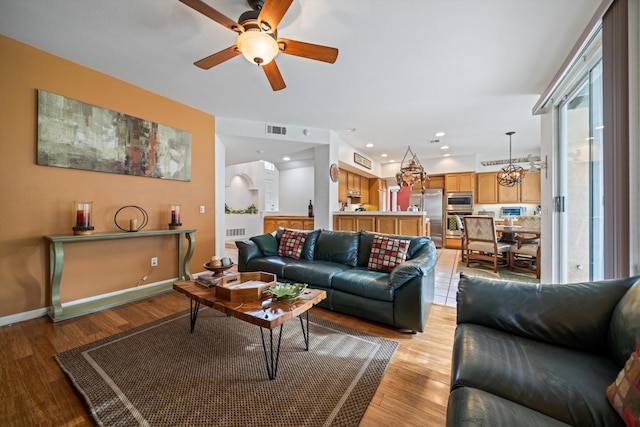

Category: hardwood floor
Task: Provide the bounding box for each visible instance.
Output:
[1,250,460,427]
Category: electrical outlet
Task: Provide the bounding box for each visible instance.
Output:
[151,257,158,267]
[199,205,205,214]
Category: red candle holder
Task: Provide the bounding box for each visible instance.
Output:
[169,204,182,230]
[73,201,94,235]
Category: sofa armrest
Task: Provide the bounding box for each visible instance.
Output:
[389,241,437,290]
[235,240,263,271]
[456,273,634,354]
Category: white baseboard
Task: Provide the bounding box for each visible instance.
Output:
[0,308,48,327]
[1,276,208,326]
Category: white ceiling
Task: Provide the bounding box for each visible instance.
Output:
[0,0,601,170]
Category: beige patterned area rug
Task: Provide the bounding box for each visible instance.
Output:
[456,259,540,284]
[55,309,398,427]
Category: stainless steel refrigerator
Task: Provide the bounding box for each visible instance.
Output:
[410,189,443,247]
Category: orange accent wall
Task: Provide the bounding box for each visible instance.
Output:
[0,36,216,318]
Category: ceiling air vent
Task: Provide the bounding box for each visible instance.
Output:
[266,124,287,136]
[428,139,440,144]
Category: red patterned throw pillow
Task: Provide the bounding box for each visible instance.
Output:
[607,342,640,427]
[277,229,308,260]
[367,235,411,273]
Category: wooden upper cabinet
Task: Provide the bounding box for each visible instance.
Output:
[498,180,520,203]
[521,173,541,203]
[360,177,369,204]
[338,168,348,203]
[428,175,445,189]
[476,172,498,204]
[445,172,474,193]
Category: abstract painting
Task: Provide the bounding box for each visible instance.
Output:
[37,90,192,181]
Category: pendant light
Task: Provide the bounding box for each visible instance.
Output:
[497,131,525,187]
[395,146,429,190]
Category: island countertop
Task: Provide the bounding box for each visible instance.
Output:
[332,211,428,218]
[333,212,429,236]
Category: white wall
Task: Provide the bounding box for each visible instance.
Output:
[279,166,314,215]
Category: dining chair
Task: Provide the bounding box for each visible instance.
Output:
[509,216,541,278]
[456,215,467,262]
[463,216,511,273]
[515,215,541,245]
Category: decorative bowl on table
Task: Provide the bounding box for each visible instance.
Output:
[268,283,307,301]
[203,262,234,276]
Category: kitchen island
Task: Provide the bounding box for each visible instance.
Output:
[333,211,430,237]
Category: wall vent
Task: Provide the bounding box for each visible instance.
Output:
[266,124,287,136]
[226,228,246,237]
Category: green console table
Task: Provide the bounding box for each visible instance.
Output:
[46,229,196,322]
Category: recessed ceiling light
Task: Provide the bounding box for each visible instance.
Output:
[443,153,451,157]
[365,143,374,148]
[381,153,388,157]
[435,131,446,137]
[282,156,290,161]
[440,145,449,150]
[389,160,395,163]
[346,128,356,133]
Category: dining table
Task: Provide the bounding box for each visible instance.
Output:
[495,225,541,244]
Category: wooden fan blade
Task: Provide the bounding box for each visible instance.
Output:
[194,46,240,69]
[179,0,240,32]
[257,0,293,31]
[278,38,338,63]
[262,60,286,91]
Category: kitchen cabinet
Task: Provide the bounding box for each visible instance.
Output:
[411,174,444,190]
[428,175,445,189]
[498,181,520,203]
[521,174,541,203]
[476,172,498,203]
[445,236,462,249]
[264,216,314,233]
[338,169,370,204]
[475,172,540,204]
[445,172,474,193]
[333,215,376,232]
[338,169,348,202]
[360,177,369,203]
[333,213,427,236]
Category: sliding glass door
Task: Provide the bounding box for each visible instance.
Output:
[557,60,604,282]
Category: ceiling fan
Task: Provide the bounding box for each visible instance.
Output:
[179,0,339,91]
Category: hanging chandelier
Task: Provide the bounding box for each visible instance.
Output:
[395,146,429,190]
[497,131,525,187]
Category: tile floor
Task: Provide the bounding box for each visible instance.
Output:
[225,243,462,308]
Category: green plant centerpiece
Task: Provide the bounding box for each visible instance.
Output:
[269,283,307,301]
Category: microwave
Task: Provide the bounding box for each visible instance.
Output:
[446,193,473,211]
[500,206,527,217]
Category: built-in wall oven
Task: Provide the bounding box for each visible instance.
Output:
[445,193,473,211]
[446,211,473,237]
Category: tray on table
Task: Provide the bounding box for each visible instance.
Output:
[215,272,276,301]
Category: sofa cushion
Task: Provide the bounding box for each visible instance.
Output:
[358,231,429,266]
[314,230,360,267]
[367,235,411,273]
[606,343,640,426]
[447,387,572,427]
[332,268,393,302]
[245,256,297,278]
[283,260,351,288]
[457,274,633,355]
[608,279,640,367]
[451,323,622,426]
[277,229,308,260]
[275,228,319,260]
[250,233,278,256]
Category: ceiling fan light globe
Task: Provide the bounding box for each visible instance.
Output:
[237,30,279,65]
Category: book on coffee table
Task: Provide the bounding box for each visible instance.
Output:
[195,273,223,288]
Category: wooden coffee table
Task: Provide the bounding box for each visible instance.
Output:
[173,280,326,380]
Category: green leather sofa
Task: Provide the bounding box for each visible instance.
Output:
[447,273,640,426]
[236,229,437,332]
